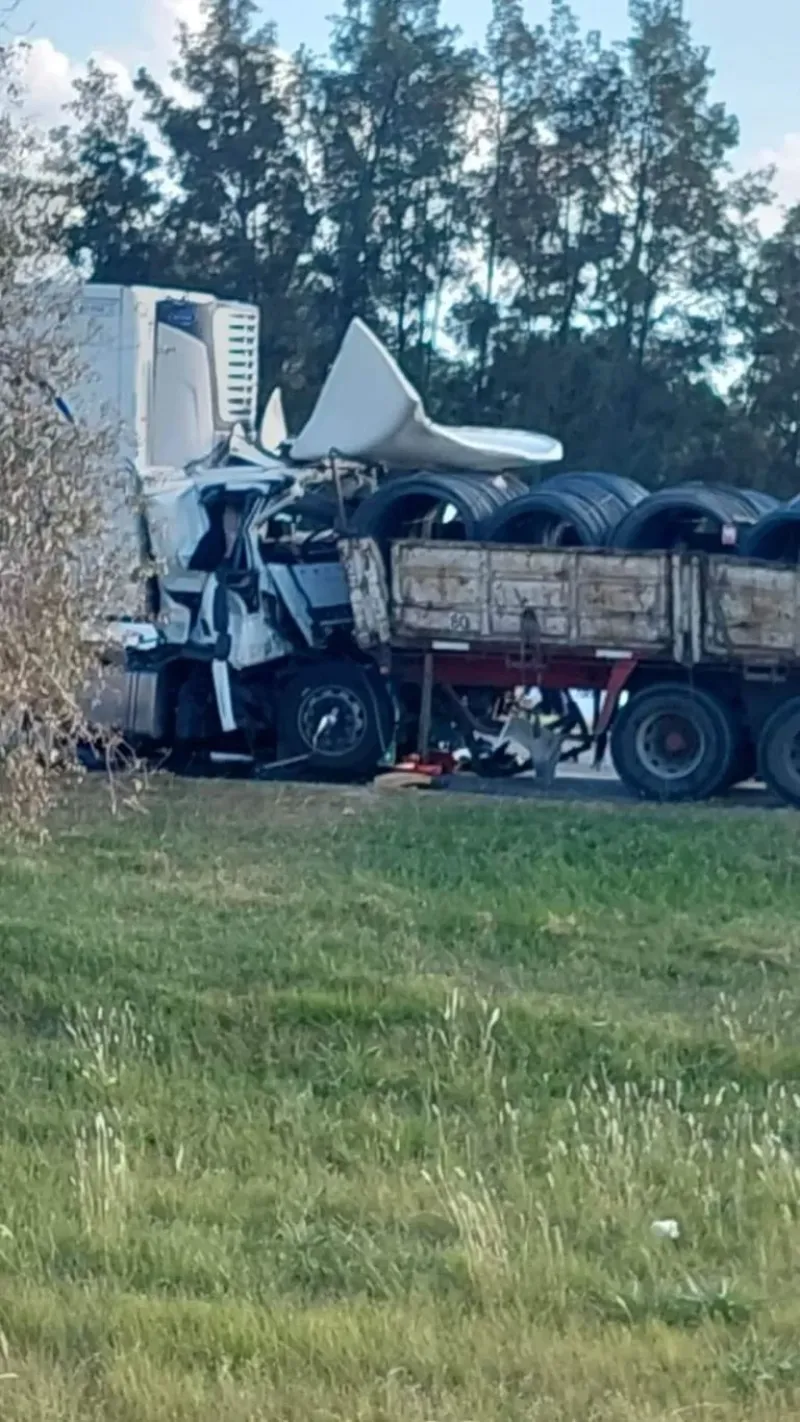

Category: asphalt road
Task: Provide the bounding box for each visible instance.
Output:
[436,760,776,811]
[164,745,780,812]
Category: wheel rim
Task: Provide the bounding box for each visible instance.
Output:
[298,685,367,758]
[766,712,800,798]
[635,708,706,781]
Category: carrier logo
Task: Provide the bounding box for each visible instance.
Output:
[156,300,198,333]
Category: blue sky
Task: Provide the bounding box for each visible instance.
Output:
[12,0,800,207]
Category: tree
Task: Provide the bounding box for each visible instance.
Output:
[738,205,800,493]
[309,0,478,384]
[454,0,549,395]
[53,60,163,284]
[459,0,772,485]
[601,1,764,383]
[456,0,625,404]
[136,0,317,398]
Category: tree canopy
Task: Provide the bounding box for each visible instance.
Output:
[54,0,798,493]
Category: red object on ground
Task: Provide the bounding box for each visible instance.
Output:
[394,751,457,777]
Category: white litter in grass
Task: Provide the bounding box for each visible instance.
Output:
[651,1218,680,1240]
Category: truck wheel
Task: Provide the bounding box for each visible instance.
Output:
[278,660,395,778]
[610,683,737,802]
[757,697,800,807]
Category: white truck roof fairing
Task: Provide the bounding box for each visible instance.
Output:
[289,318,563,471]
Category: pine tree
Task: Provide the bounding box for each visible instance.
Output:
[603,0,758,377]
[54,60,162,284]
[739,205,800,491]
[136,0,316,397]
[308,0,477,384]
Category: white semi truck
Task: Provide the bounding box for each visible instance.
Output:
[77,285,562,774]
[71,283,800,807]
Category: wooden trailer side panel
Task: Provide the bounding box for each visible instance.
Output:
[341,538,800,670]
[390,542,677,653]
[703,560,800,661]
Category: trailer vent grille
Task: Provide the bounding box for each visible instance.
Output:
[213,305,260,429]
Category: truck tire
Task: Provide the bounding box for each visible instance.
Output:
[482,487,618,547]
[610,484,759,554]
[610,683,737,802]
[350,473,510,545]
[757,697,800,807]
[741,508,800,565]
[544,470,647,510]
[278,660,395,778]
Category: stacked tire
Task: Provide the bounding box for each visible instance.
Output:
[741,499,800,565]
[351,469,791,567]
[351,469,648,549]
[349,471,522,545]
[481,471,646,548]
[610,484,777,555]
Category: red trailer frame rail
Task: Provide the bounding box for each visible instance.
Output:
[388,647,640,760]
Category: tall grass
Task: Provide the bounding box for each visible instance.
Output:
[0,779,798,1418]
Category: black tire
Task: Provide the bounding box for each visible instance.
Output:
[610,683,737,802]
[734,488,779,519]
[741,509,800,566]
[482,487,619,548]
[544,470,647,510]
[611,484,760,554]
[278,660,395,778]
[757,697,800,807]
[350,472,513,545]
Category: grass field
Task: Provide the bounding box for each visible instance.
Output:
[1,779,800,1420]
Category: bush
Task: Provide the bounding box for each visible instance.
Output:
[0,46,124,831]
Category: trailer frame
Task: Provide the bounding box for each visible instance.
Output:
[340,537,800,805]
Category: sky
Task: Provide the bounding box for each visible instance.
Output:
[9,0,800,214]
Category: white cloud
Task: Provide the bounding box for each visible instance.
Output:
[750,132,800,235]
[16,38,79,128]
[165,0,204,30]
[147,0,206,104]
[14,0,204,131]
[14,38,134,129]
[147,0,204,61]
[761,133,800,208]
